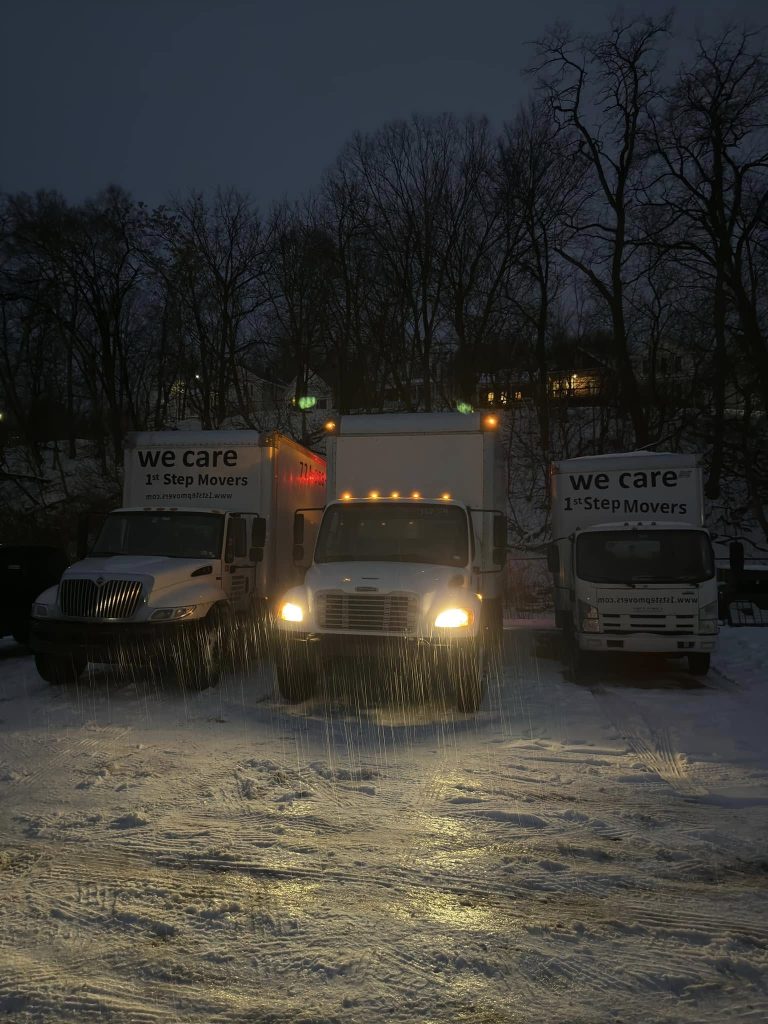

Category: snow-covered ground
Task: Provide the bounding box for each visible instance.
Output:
[1,624,767,1024]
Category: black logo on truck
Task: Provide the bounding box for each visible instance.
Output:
[562,469,690,515]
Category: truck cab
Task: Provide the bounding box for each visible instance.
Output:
[273,413,507,712]
[30,430,325,687]
[30,507,267,686]
[549,452,718,675]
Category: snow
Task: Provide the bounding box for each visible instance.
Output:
[1,626,767,1023]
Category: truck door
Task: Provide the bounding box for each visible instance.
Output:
[223,515,257,611]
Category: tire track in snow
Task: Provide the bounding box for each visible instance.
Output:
[590,685,707,797]
[0,725,133,799]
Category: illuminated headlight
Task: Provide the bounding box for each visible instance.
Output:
[434,608,473,629]
[32,603,49,617]
[150,606,197,621]
[578,600,600,633]
[280,602,304,623]
[698,600,718,635]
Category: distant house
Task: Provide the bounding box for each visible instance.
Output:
[284,371,333,413]
[158,369,289,428]
[477,368,606,408]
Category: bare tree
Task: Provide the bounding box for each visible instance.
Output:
[155,189,270,428]
[438,116,523,407]
[498,100,587,456]
[2,187,152,465]
[334,115,475,410]
[530,13,673,445]
[647,26,768,500]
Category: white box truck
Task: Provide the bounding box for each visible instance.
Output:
[30,431,326,686]
[548,452,718,675]
[273,412,508,711]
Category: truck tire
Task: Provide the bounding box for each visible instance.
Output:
[562,625,585,682]
[176,607,229,691]
[568,642,585,682]
[451,643,486,714]
[275,650,317,704]
[35,652,86,685]
[481,597,504,639]
[688,652,710,675]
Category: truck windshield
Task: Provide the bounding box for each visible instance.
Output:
[315,503,469,567]
[91,512,224,560]
[576,529,714,584]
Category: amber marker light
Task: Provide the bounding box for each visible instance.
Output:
[483,414,498,429]
[441,492,451,500]
[341,492,352,501]
[369,490,380,499]
[391,491,400,498]
[411,491,422,499]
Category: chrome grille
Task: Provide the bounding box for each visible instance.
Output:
[317,592,418,633]
[59,578,143,619]
[600,611,697,634]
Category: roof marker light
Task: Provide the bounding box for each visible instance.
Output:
[441,492,451,500]
[391,491,400,498]
[341,491,352,501]
[411,491,421,499]
[369,490,380,499]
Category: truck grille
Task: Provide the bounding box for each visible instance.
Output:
[59,578,143,619]
[317,592,418,633]
[601,611,697,634]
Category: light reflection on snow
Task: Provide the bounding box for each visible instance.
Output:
[2,628,768,1022]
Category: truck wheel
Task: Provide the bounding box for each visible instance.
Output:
[688,653,710,675]
[568,642,585,681]
[180,608,229,691]
[562,626,586,681]
[482,597,504,639]
[452,644,486,714]
[275,651,317,703]
[35,652,86,685]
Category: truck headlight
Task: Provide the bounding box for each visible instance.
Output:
[434,608,473,628]
[578,600,600,633]
[698,600,718,635]
[280,602,304,623]
[32,603,49,617]
[151,606,197,621]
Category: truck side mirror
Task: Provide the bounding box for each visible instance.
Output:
[252,517,266,548]
[492,513,507,566]
[249,517,266,563]
[224,537,235,563]
[77,512,106,559]
[293,513,305,546]
[493,513,507,549]
[547,543,560,574]
[729,540,744,575]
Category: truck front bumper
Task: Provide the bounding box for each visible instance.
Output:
[30,618,203,663]
[272,630,477,660]
[576,632,716,654]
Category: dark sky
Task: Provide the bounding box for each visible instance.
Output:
[2,0,763,210]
